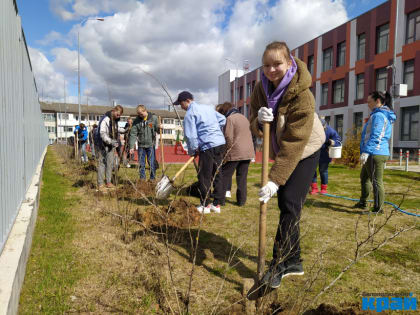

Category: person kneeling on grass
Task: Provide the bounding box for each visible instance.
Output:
[353,91,396,214]
[174,91,226,214]
[250,41,325,289]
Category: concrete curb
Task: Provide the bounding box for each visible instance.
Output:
[0,147,47,315]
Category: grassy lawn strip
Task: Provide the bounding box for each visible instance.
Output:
[19,148,85,314]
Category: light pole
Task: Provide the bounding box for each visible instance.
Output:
[77,17,104,124]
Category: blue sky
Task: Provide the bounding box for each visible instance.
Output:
[16,0,389,107]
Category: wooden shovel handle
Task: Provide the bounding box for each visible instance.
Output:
[257,122,270,281]
[171,156,195,181]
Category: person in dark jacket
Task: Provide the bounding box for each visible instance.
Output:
[95,105,126,191]
[310,119,341,194]
[217,102,255,206]
[129,105,160,180]
[89,124,98,159]
[353,91,396,213]
[74,123,88,163]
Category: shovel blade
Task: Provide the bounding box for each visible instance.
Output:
[155,175,173,199]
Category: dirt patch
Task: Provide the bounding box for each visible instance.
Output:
[136,198,202,228]
[73,179,95,189]
[117,180,156,197]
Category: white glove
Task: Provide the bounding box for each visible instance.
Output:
[257,107,274,123]
[258,181,279,204]
[360,153,369,165]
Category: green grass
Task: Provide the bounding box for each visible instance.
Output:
[19,149,86,314]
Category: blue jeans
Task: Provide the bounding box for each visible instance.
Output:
[80,141,88,162]
[138,147,155,180]
[312,162,329,185]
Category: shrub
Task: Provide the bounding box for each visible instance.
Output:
[337,127,361,168]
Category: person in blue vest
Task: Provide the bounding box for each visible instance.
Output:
[310,118,341,195]
[353,91,396,213]
[174,91,226,214]
[74,123,88,163]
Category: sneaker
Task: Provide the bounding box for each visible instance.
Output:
[353,201,367,210]
[106,182,116,189]
[269,263,286,288]
[206,204,221,214]
[225,191,232,198]
[282,260,304,278]
[197,205,211,214]
[251,158,256,162]
[370,207,384,214]
[126,164,131,168]
[97,185,108,193]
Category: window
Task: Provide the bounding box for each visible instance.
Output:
[239,86,244,100]
[323,47,333,72]
[356,73,365,100]
[246,82,252,98]
[75,115,78,121]
[333,79,345,104]
[406,9,420,44]
[61,113,69,120]
[403,60,414,91]
[42,113,55,121]
[163,119,174,125]
[307,55,314,75]
[96,115,101,121]
[64,126,73,132]
[81,115,86,121]
[376,67,388,91]
[335,114,344,139]
[401,106,419,141]
[357,33,366,60]
[89,115,94,121]
[321,83,329,106]
[324,116,331,125]
[376,23,389,54]
[337,42,346,67]
[45,126,56,133]
[163,129,173,135]
[354,112,363,133]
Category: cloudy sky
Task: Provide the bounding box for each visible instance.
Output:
[18,0,386,109]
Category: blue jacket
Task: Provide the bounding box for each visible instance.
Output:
[320,125,341,163]
[184,102,226,155]
[360,106,396,156]
[74,125,88,142]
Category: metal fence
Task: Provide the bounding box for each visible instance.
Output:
[0,0,49,253]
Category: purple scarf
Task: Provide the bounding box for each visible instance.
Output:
[261,57,297,155]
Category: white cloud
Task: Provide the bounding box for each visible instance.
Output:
[49,0,139,21]
[35,0,348,108]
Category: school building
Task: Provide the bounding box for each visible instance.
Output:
[218,0,420,156]
[40,102,185,145]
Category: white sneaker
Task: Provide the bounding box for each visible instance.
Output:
[126,164,131,168]
[251,158,256,162]
[206,204,221,214]
[225,191,231,198]
[197,205,211,214]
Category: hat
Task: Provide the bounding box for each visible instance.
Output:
[173,91,193,105]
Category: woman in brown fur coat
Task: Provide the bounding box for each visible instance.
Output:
[250,41,325,289]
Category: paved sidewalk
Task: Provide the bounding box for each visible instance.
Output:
[385,164,420,173]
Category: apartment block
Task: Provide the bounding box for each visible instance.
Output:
[218,0,420,153]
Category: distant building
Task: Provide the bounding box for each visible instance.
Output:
[218,0,420,153]
[40,102,186,145]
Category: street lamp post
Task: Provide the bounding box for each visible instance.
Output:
[77,17,104,124]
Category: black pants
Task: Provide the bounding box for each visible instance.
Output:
[198,145,225,206]
[273,150,320,263]
[222,160,251,205]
